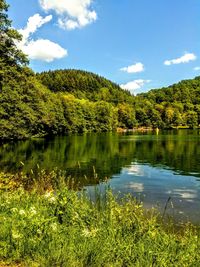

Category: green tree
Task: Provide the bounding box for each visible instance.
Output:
[164,106,174,126]
[95,101,117,131]
[135,108,148,126]
[194,105,200,125]
[149,108,163,128]
[186,111,198,128]
[0,0,28,66]
[117,103,137,128]
[172,110,183,126]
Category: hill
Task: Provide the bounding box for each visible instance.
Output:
[36,69,133,104]
[134,76,200,128]
[1,65,200,140]
[139,76,200,105]
[1,0,200,140]
[1,66,137,140]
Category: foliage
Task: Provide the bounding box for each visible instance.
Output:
[36,69,132,104]
[117,103,137,128]
[137,76,200,128]
[1,0,200,141]
[1,60,200,141]
[0,0,28,66]
[0,64,68,139]
[0,174,200,266]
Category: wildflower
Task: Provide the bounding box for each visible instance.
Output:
[44,192,56,203]
[49,196,56,203]
[50,222,58,232]
[82,228,90,237]
[30,206,37,215]
[11,208,18,213]
[82,228,98,237]
[44,192,51,198]
[19,209,26,216]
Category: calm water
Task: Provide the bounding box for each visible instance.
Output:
[1,130,200,223]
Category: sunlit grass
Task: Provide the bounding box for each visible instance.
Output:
[0,171,200,266]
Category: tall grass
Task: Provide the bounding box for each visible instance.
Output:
[0,171,200,266]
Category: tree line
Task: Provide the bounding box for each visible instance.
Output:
[0,0,200,140]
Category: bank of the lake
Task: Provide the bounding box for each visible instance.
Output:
[1,172,200,267]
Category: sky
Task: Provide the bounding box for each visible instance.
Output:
[7,0,200,94]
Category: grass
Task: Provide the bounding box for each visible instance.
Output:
[1,171,200,266]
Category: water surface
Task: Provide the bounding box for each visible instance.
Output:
[1,129,200,223]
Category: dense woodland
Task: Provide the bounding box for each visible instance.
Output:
[1,0,200,140]
[137,76,200,128]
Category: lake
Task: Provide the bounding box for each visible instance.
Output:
[1,129,200,223]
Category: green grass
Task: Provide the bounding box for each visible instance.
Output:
[1,171,200,266]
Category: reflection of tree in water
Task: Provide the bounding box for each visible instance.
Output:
[132,133,200,177]
[0,134,136,183]
[1,131,200,187]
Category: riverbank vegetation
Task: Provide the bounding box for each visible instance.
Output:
[1,1,200,140]
[1,171,200,266]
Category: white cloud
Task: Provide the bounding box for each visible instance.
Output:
[194,66,200,71]
[120,79,150,93]
[22,39,68,62]
[39,0,97,30]
[120,62,144,73]
[19,13,52,44]
[59,19,79,30]
[17,14,67,62]
[164,53,196,66]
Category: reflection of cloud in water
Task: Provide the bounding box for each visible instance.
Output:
[125,164,144,176]
[109,163,200,223]
[125,182,144,193]
[172,189,197,202]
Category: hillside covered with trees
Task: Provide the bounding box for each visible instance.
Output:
[136,76,200,128]
[0,0,200,141]
[36,69,132,104]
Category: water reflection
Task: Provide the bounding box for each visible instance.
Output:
[102,162,200,222]
[1,130,200,178]
[1,130,200,222]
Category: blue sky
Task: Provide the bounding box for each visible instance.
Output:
[8,0,200,93]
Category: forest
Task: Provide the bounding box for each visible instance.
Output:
[1,0,200,140]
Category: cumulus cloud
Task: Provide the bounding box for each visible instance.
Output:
[194,66,200,71]
[120,62,144,73]
[39,0,97,30]
[22,39,68,62]
[19,13,52,44]
[120,79,150,93]
[17,14,67,62]
[164,53,196,66]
